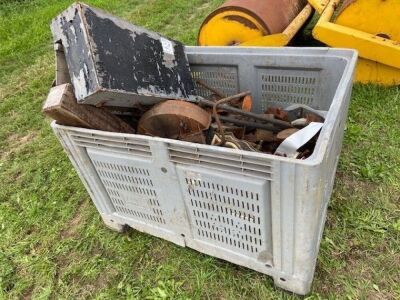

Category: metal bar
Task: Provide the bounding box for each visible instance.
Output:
[199,98,293,128]
[217,116,279,132]
[212,91,252,145]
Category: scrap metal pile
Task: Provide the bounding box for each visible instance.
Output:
[135,90,325,159]
[43,2,325,160]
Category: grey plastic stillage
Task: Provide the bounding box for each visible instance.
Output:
[52,46,358,295]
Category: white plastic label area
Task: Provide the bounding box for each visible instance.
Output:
[275,122,324,158]
[160,37,175,55]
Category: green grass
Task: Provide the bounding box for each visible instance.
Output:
[0,0,399,299]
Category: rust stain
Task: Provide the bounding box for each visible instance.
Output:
[200,0,308,38]
[224,15,258,30]
[137,100,211,139]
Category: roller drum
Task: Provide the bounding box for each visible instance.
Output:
[198,0,308,46]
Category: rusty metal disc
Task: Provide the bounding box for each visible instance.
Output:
[198,0,308,46]
[138,100,211,139]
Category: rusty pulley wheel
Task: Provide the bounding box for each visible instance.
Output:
[198,0,308,46]
[137,100,211,139]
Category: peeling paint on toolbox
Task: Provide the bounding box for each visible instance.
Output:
[51,2,198,107]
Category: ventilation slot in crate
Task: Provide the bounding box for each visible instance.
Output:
[191,66,239,98]
[168,144,272,179]
[71,132,151,158]
[184,177,265,256]
[258,69,320,111]
[91,159,166,224]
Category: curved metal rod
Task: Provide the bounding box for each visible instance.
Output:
[212,91,252,145]
[217,116,278,132]
[199,98,293,129]
[195,79,225,98]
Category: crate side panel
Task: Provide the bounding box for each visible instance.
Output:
[256,67,322,112]
[86,148,170,226]
[190,65,239,98]
[176,165,273,262]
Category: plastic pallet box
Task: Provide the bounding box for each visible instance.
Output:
[51,47,357,295]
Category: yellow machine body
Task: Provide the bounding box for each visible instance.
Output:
[312,0,400,85]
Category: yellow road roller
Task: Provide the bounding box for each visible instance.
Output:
[198,0,400,85]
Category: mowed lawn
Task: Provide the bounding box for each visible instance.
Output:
[0,0,399,299]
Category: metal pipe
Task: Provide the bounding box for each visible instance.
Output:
[198,98,293,128]
[217,116,279,132]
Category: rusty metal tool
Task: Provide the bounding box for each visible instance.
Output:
[266,107,289,122]
[217,116,278,132]
[195,79,226,98]
[195,80,253,112]
[198,98,292,129]
[211,91,252,145]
